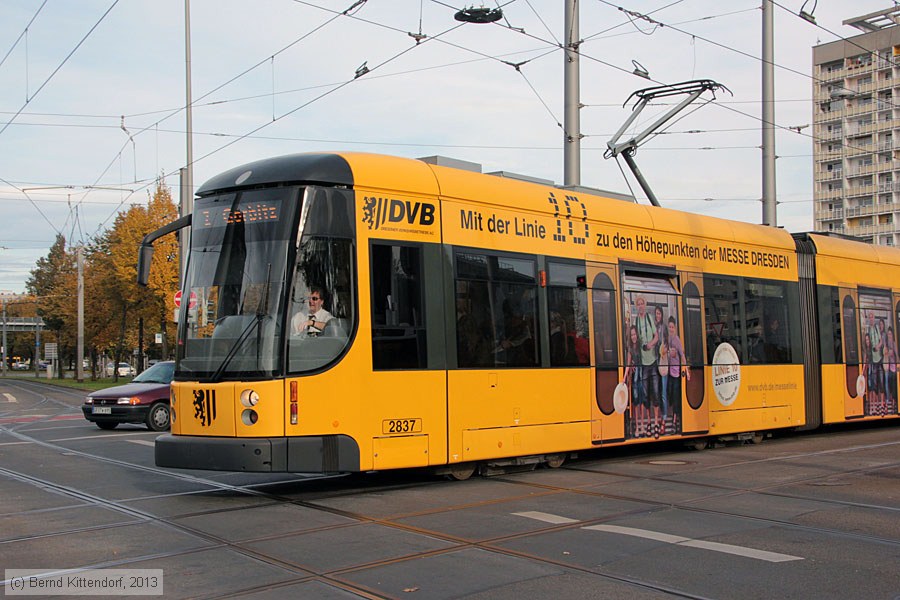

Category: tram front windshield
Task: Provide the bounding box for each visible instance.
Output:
[177,188,298,380]
[177,185,356,381]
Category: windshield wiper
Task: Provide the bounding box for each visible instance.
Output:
[206,314,268,383]
[206,264,274,384]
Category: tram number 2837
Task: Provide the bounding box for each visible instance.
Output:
[382,419,422,434]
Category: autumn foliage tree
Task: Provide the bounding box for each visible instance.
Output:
[25,180,180,377]
[26,234,75,372]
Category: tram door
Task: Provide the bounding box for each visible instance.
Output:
[588,263,621,443]
[895,293,900,414]
[840,287,863,418]
[680,273,708,434]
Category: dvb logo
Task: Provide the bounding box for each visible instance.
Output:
[362,197,435,230]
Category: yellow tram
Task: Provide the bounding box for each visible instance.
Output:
[136,152,899,476]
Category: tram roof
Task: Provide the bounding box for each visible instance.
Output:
[197,151,797,252]
[807,232,900,266]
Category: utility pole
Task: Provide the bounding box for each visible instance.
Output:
[1,297,7,376]
[563,0,581,187]
[76,245,84,382]
[762,0,777,226]
[34,318,40,376]
[180,0,194,287]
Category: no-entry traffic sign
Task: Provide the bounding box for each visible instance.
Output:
[174,290,197,309]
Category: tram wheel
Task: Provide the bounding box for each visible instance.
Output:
[448,463,477,481]
[750,433,765,445]
[544,453,567,469]
[687,438,707,451]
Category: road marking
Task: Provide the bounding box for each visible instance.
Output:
[583,524,803,563]
[3,393,16,403]
[0,414,82,425]
[49,432,158,442]
[513,511,579,524]
[126,439,155,447]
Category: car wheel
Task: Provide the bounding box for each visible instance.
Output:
[146,402,170,431]
[96,421,118,430]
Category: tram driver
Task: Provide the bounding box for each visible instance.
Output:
[291,286,333,337]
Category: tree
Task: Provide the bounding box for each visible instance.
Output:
[26,235,75,374]
[96,180,179,373]
[144,182,180,359]
[22,180,179,378]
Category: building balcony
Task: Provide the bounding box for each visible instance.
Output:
[846,164,878,177]
[816,66,846,82]
[846,122,877,136]
[814,109,844,122]
[815,149,844,162]
[857,81,877,95]
[845,60,875,75]
[845,103,877,117]
[845,203,891,218]
[846,222,897,236]
[816,127,843,141]
[845,143,875,157]
[814,207,844,221]
[814,169,843,180]
[815,189,844,201]
[846,184,876,198]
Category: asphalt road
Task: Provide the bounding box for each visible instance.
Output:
[1,378,899,599]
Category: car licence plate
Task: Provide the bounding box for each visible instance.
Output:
[92,407,112,415]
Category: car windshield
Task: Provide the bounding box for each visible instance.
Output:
[133,362,174,384]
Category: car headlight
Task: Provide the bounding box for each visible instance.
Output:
[117,397,140,405]
[85,397,93,405]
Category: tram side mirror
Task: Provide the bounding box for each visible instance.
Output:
[137,244,154,287]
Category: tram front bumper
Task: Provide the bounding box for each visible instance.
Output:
[154,433,360,473]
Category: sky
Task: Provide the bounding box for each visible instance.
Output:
[0,0,893,294]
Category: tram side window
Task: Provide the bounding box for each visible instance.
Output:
[455,251,539,368]
[703,276,742,361]
[370,243,426,370]
[818,285,842,364]
[547,262,589,366]
[744,279,794,364]
[287,236,355,373]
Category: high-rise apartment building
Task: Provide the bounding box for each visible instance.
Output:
[813,8,900,246]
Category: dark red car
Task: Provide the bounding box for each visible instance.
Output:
[82,361,174,431]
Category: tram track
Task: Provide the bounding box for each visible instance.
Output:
[2,380,899,598]
[0,379,80,425]
[0,406,727,599]
[0,459,717,600]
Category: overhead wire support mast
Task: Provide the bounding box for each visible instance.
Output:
[605,79,730,207]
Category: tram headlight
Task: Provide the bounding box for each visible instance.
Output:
[241,409,259,426]
[240,389,260,407]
